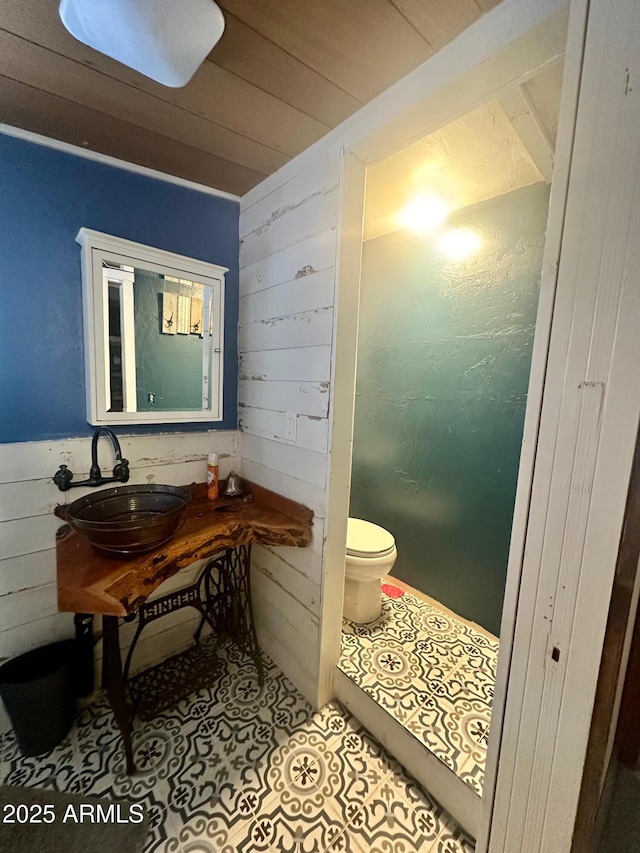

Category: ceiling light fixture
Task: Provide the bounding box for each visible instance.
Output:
[59,0,225,88]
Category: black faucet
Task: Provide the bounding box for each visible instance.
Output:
[53,427,130,491]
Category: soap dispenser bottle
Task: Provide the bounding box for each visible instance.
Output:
[207,453,219,499]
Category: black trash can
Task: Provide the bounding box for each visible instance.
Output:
[0,639,77,757]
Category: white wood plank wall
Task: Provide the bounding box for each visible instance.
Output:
[0,430,239,731]
[238,153,340,705]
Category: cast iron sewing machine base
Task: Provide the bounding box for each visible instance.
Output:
[99,544,263,775]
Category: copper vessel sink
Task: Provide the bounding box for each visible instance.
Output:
[55,483,194,556]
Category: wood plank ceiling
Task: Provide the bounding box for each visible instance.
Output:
[0,0,502,196]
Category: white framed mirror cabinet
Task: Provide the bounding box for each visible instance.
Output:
[77,228,227,426]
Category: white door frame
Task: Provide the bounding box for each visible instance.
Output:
[486,0,640,848]
[321,0,640,848]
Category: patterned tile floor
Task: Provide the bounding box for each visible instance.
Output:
[0,638,473,853]
[338,581,499,795]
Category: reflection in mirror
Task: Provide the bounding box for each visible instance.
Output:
[77,229,227,426]
[104,264,133,413]
[103,265,215,414]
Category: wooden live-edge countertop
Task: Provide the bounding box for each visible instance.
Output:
[56,481,313,617]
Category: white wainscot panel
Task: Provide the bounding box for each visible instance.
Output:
[239,381,329,420]
[120,431,239,469]
[240,459,327,520]
[2,515,60,561]
[0,583,59,633]
[239,267,335,325]
[0,550,56,597]
[252,567,319,704]
[252,545,321,617]
[262,515,325,588]
[241,434,327,490]
[240,184,339,270]
[240,230,337,298]
[239,408,329,455]
[254,619,317,707]
[0,441,78,486]
[239,308,334,352]
[0,612,74,664]
[240,346,332,384]
[252,563,319,638]
[240,151,339,239]
[0,431,238,485]
[0,478,62,523]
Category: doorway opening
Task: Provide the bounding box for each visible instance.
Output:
[335,57,564,834]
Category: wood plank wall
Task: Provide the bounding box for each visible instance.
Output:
[238,152,341,704]
[0,430,239,730]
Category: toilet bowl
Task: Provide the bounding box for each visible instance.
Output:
[343,518,397,624]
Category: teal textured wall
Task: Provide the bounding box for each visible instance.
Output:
[350,182,550,635]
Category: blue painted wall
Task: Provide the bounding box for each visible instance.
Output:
[0,134,239,443]
[350,183,550,635]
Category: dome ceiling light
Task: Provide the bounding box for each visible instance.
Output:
[59,0,225,88]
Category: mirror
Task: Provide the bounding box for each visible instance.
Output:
[77,228,227,425]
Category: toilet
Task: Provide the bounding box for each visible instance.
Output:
[343,517,397,624]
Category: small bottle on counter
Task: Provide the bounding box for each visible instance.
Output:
[206,453,219,500]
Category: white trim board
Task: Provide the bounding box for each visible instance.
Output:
[477,0,590,846]
[488,0,640,849]
[0,123,241,202]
